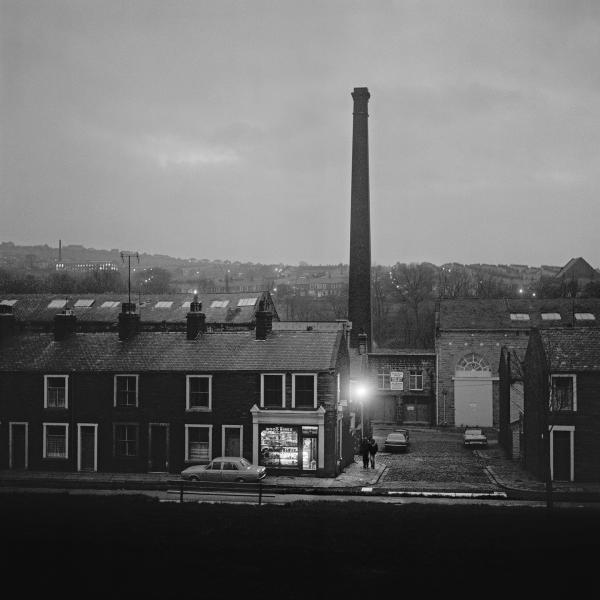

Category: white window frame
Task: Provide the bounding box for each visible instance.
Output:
[184,424,213,463]
[113,423,139,458]
[77,423,98,472]
[186,375,212,411]
[409,370,424,391]
[9,422,29,469]
[550,374,577,412]
[292,373,317,409]
[549,425,575,482]
[221,425,243,458]
[114,374,139,408]
[43,422,69,459]
[260,374,285,408]
[44,375,69,409]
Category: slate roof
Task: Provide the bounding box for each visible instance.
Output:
[0,329,343,373]
[540,328,600,372]
[0,292,278,326]
[438,298,600,330]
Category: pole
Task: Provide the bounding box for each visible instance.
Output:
[360,400,364,438]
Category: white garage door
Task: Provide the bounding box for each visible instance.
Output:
[454,377,493,427]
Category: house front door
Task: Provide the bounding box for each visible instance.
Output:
[149,424,168,472]
[552,430,571,481]
[79,425,97,472]
[10,423,27,469]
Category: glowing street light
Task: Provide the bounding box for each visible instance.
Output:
[354,383,368,438]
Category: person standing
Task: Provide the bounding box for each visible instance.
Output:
[359,437,370,469]
[368,437,378,469]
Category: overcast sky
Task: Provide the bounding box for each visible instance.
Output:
[1,1,599,267]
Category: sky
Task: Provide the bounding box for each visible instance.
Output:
[1,0,599,268]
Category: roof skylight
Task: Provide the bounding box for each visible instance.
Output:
[100,301,120,308]
[210,300,230,308]
[74,299,94,308]
[541,313,561,320]
[155,301,173,309]
[48,300,67,309]
[0,299,18,306]
[575,313,596,321]
[237,297,258,307]
[509,313,530,321]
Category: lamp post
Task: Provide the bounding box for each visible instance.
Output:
[355,384,368,438]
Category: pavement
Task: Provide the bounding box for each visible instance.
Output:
[2,430,599,502]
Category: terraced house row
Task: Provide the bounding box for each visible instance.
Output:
[0,298,353,477]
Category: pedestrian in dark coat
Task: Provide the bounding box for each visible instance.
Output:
[359,437,370,469]
[368,438,378,469]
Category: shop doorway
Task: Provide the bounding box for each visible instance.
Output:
[149,424,169,472]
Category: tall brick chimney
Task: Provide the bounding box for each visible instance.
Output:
[348,87,372,350]
[118,302,139,341]
[186,295,206,339]
[54,307,77,341]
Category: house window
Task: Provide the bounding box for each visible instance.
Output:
[186,375,212,410]
[185,425,212,463]
[550,375,576,412]
[409,370,423,391]
[293,374,317,408]
[114,424,138,457]
[456,353,491,374]
[114,375,138,407]
[261,374,285,408]
[44,375,68,409]
[43,423,68,459]
[377,368,390,390]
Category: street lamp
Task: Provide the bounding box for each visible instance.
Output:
[354,384,368,438]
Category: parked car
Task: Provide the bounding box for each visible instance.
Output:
[181,456,267,482]
[394,428,410,441]
[384,431,409,453]
[463,428,488,447]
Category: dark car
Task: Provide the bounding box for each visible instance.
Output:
[463,428,488,447]
[384,431,409,453]
[181,456,266,482]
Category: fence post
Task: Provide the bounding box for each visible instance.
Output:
[258,481,263,506]
[180,481,184,504]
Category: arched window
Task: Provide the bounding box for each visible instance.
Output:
[456,353,491,375]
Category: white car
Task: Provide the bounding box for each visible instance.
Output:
[181,456,266,482]
[463,428,488,447]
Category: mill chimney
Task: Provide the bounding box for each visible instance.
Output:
[347,87,372,351]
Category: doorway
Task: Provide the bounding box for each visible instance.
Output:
[551,428,574,481]
[223,426,242,457]
[9,422,28,469]
[78,424,97,472]
[149,424,169,472]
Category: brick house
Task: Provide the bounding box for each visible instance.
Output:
[435,298,600,428]
[363,349,436,432]
[0,300,353,477]
[498,346,525,459]
[523,328,600,482]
